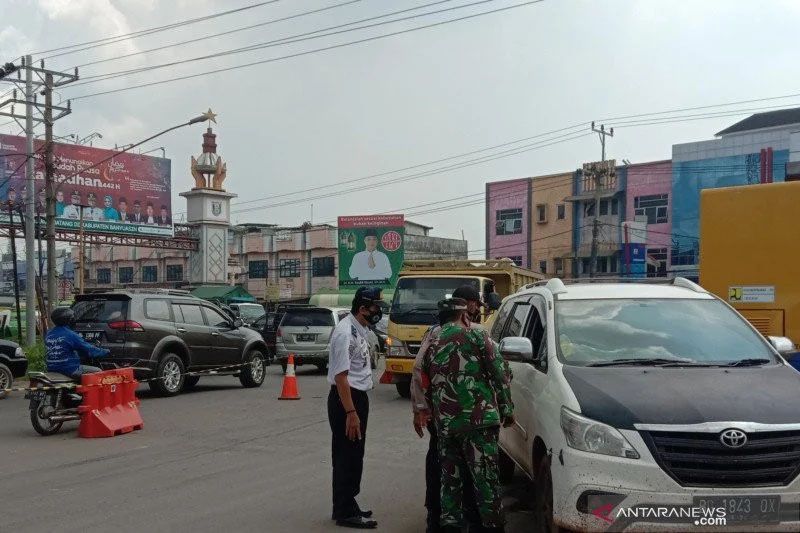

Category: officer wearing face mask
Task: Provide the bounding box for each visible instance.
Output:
[327,286,383,529]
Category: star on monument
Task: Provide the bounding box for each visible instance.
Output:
[201,108,217,124]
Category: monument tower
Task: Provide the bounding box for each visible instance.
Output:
[180,112,236,285]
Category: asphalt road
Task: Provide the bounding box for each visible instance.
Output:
[0,363,535,533]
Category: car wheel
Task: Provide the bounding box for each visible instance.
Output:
[498,448,516,485]
[395,380,411,399]
[0,363,13,399]
[534,456,563,533]
[184,375,200,390]
[149,353,185,397]
[240,350,266,388]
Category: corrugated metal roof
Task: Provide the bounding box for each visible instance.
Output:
[716,107,800,136]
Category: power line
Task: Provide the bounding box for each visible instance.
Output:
[71,0,505,87]
[68,0,545,101]
[34,1,281,59]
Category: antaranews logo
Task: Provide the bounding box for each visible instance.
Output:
[589,501,727,530]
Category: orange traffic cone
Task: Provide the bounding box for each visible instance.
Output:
[279,354,301,400]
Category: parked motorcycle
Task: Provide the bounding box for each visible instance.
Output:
[25,372,83,435]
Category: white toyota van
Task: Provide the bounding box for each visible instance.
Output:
[491,278,800,532]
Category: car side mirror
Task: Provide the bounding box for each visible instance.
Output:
[499,337,534,363]
[233,318,244,329]
[486,293,502,311]
[768,336,795,355]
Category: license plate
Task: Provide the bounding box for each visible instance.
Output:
[297,334,315,342]
[693,495,781,524]
[80,331,102,342]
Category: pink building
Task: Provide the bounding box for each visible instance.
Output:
[485,178,531,268]
[625,160,672,276]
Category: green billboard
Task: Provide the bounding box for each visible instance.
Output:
[338,215,404,290]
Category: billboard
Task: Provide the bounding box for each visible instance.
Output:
[0,134,172,236]
[338,215,404,290]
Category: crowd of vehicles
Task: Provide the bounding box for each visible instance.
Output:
[492,277,800,532]
[382,259,544,397]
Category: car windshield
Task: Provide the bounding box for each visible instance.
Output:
[72,299,127,323]
[281,309,334,327]
[235,304,264,320]
[555,298,775,366]
[390,277,478,325]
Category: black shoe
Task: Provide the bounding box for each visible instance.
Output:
[358,509,373,518]
[335,516,378,529]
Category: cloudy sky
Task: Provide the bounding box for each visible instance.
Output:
[2,0,798,254]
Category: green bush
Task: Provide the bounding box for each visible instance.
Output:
[24,341,46,372]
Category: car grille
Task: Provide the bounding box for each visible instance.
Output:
[642,430,800,487]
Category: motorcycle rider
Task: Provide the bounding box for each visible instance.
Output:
[45,307,110,379]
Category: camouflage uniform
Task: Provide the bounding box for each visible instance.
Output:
[422,323,514,529]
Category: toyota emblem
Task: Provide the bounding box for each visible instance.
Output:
[720,429,747,448]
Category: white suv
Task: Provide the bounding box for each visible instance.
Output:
[491,278,800,532]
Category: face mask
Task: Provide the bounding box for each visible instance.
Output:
[365,307,382,326]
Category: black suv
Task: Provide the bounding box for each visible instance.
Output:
[71,290,269,396]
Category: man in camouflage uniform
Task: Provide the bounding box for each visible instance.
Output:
[421,297,514,532]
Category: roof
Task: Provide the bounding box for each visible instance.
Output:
[191,285,255,302]
[716,107,800,136]
[404,220,433,230]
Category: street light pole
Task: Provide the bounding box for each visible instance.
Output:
[24,55,36,345]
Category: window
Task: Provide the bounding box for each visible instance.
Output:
[583,201,595,217]
[281,309,335,327]
[204,306,231,328]
[490,301,514,342]
[279,258,300,278]
[611,198,619,215]
[145,299,171,321]
[495,208,523,235]
[634,194,668,224]
[142,265,157,283]
[598,257,608,273]
[554,257,564,273]
[599,199,609,216]
[538,260,547,274]
[176,304,205,325]
[581,258,591,274]
[249,260,268,279]
[312,256,335,277]
[118,267,133,284]
[557,204,566,220]
[166,264,183,282]
[536,204,547,223]
[647,248,668,278]
[505,302,531,338]
[97,268,111,284]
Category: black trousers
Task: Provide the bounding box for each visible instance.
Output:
[426,422,480,530]
[328,385,369,520]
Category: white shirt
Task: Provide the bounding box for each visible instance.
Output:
[61,204,80,220]
[327,313,373,391]
[87,207,104,221]
[348,249,392,281]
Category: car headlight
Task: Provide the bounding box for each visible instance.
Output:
[15,346,25,358]
[386,337,408,357]
[560,407,639,459]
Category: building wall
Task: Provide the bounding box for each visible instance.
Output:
[530,172,573,277]
[486,178,531,267]
[625,160,672,274]
[671,140,789,273]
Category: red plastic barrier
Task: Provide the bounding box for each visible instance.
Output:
[77,368,143,438]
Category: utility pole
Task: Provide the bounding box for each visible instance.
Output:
[588,121,614,278]
[0,56,77,339]
[24,55,35,345]
[44,72,56,315]
[7,203,21,340]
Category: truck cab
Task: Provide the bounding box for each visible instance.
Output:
[381,259,543,397]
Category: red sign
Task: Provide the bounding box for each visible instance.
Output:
[0,134,172,236]
[337,214,404,228]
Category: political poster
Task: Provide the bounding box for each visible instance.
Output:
[0,134,172,236]
[338,215,404,290]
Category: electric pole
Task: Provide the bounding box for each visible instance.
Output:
[588,121,614,278]
[0,56,77,340]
